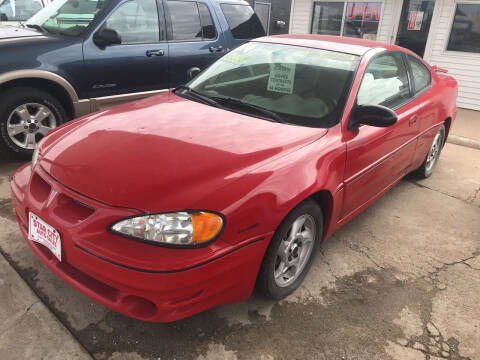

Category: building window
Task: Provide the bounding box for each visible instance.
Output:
[447,3,480,53]
[311,2,382,40]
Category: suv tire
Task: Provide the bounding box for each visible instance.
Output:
[0,87,67,160]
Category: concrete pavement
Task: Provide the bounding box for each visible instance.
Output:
[0,118,479,358]
[0,141,479,359]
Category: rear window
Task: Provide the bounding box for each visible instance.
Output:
[220,3,265,39]
[408,55,431,94]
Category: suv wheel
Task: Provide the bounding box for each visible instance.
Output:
[0,87,67,160]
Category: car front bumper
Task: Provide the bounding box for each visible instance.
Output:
[11,163,271,322]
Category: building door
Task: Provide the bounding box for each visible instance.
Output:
[255,1,271,35]
[395,0,436,57]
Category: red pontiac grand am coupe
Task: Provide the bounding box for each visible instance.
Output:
[11,35,457,322]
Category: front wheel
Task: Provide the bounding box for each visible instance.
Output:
[257,199,323,300]
[414,125,446,179]
[0,87,67,160]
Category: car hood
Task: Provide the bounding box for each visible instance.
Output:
[0,25,44,40]
[41,92,327,211]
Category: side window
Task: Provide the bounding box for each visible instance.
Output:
[408,55,431,94]
[357,52,411,109]
[220,4,265,39]
[198,3,216,40]
[168,1,202,41]
[105,0,160,44]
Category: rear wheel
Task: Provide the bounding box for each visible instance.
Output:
[257,199,323,300]
[0,87,67,160]
[414,125,445,179]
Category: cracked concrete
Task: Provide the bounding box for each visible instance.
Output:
[0,143,479,359]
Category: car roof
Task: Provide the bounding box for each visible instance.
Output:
[255,34,407,56]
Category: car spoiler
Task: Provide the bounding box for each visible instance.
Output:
[432,65,448,73]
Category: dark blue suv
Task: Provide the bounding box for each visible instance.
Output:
[0,0,265,158]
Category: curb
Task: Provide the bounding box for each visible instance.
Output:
[0,218,93,360]
[446,135,480,150]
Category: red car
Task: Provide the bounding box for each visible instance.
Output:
[11,35,457,322]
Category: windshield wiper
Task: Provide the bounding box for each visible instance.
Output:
[210,96,286,123]
[25,24,48,33]
[174,85,222,108]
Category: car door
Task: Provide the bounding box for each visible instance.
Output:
[342,51,420,218]
[406,54,439,168]
[165,0,226,88]
[82,0,169,99]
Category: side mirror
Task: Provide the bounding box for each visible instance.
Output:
[187,67,201,80]
[93,28,121,48]
[349,104,398,130]
[0,13,8,21]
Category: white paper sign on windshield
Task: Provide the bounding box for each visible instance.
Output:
[267,63,296,94]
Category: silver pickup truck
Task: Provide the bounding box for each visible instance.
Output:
[0,0,47,26]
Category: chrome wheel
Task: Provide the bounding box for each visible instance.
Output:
[425,130,443,172]
[274,214,316,287]
[6,103,57,150]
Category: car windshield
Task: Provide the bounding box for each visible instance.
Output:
[185,42,360,128]
[25,0,113,36]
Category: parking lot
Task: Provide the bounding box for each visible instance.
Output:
[0,140,479,360]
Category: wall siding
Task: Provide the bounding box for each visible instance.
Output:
[426,0,480,111]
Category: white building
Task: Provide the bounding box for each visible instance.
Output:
[289,0,480,111]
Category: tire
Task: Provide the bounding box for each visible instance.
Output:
[0,87,67,160]
[257,199,323,300]
[414,125,446,179]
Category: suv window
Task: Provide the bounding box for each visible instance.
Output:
[198,2,216,39]
[357,52,411,109]
[408,55,431,94]
[220,3,265,39]
[168,1,201,41]
[106,0,160,44]
[168,1,217,41]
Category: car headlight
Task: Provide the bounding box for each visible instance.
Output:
[31,145,40,169]
[110,211,224,247]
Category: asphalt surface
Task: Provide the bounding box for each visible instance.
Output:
[0,142,479,360]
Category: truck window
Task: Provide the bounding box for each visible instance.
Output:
[0,0,43,21]
[220,3,265,39]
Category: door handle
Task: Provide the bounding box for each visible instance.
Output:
[408,115,418,127]
[209,46,223,53]
[146,49,165,57]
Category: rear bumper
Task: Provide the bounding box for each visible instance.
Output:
[11,163,271,322]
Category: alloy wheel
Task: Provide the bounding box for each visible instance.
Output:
[6,103,57,150]
[425,130,444,172]
[274,214,316,287]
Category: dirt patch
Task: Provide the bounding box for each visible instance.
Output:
[0,199,15,221]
